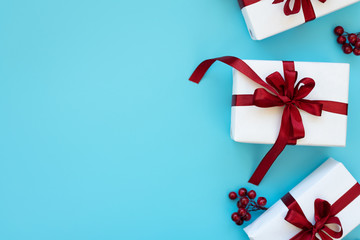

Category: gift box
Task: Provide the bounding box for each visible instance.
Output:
[189,56,349,185]
[231,59,349,147]
[238,0,360,40]
[244,158,360,239]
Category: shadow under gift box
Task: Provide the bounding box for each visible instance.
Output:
[231,60,349,147]
[244,158,360,239]
[239,0,360,40]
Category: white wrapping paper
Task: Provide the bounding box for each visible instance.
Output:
[241,0,360,40]
[230,60,349,147]
[244,158,360,239]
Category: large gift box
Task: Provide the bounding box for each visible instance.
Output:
[244,158,360,239]
[238,0,360,40]
[231,59,349,147]
[189,56,349,185]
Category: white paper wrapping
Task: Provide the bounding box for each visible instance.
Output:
[230,60,349,147]
[241,0,360,40]
[244,158,360,240]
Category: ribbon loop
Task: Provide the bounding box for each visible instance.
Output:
[265,71,286,96]
[314,199,331,222]
[283,0,302,15]
[294,77,315,100]
[295,101,323,116]
[285,209,313,230]
[253,88,285,107]
[284,70,298,99]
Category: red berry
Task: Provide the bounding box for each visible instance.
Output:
[334,26,344,36]
[348,34,357,45]
[229,192,237,200]
[237,200,242,208]
[247,190,257,199]
[354,48,360,56]
[355,40,360,49]
[238,188,247,197]
[240,197,250,206]
[236,219,244,226]
[337,35,346,44]
[231,212,241,222]
[243,212,252,221]
[257,197,267,207]
[343,43,353,54]
[238,207,247,217]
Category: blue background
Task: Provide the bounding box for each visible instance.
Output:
[0,0,360,239]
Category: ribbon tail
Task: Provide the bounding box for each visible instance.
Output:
[249,106,291,185]
[248,134,288,185]
[317,231,333,240]
[301,0,316,22]
[189,58,219,84]
[189,56,279,95]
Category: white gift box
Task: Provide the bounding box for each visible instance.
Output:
[244,158,360,240]
[230,60,349,147]
[240,0,360,40]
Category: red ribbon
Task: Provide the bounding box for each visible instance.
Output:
[281,183,360,240]
[238,0,261,9]
[189,56,348,185]
[273,0,326,22]
[238,0,326,22]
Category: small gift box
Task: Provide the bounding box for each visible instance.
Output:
[190,57,349,185]
[238,0,360,40]
[244,158,360,240]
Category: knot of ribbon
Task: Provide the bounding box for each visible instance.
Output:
[189,56,348,185]
[282,183,360,240]
[283,196,343,240]
[238,0,326,23]
[250,63,323,145]
[272,0,327,22]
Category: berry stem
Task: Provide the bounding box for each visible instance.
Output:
[343,31,360,35]
[245,199,268,212]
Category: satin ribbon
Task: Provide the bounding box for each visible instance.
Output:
[273,0,326,22]
[238,0,261,9]
[238,0,326,22]
[189,56,348,185]
[281,183,360,240]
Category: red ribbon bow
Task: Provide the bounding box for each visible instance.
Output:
[284,197,343,240]
[282,183,360,240]
[238,0,326,22]
[272,0,326,22]
[240,61,323,144]
[189,56,348,185]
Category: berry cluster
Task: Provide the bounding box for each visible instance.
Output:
[228,188,268,226]
[334,26,360,55]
